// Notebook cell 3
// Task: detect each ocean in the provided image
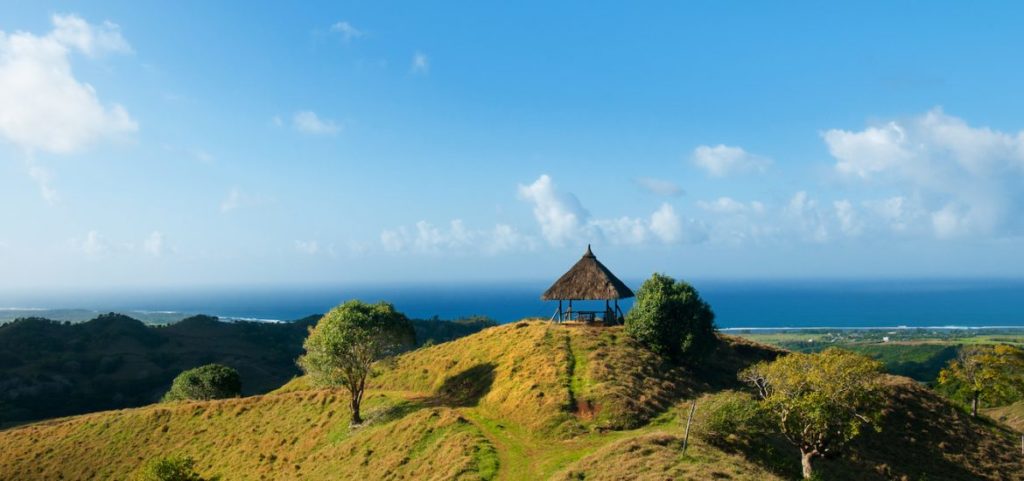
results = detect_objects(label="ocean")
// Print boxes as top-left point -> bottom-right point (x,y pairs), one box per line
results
2,279 -> 1024,329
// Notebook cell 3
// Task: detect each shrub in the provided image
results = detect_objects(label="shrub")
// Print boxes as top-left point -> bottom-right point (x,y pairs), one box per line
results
624,273 -> 716,362
135,455 -> 218,481
692,391 -> 762,445
162,364 -> 241,402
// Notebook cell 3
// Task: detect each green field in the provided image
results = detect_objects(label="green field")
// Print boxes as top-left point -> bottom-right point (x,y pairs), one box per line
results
730,328 -> 1024,383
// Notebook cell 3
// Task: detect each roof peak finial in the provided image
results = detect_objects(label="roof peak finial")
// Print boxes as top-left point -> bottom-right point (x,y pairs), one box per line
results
584,244 -> 595,258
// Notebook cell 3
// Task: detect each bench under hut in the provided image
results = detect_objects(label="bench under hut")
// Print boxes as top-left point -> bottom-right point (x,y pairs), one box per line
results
542,245 -> 634,324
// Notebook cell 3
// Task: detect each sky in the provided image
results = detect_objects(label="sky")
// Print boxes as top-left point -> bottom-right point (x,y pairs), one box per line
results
2,1 -> 1024,289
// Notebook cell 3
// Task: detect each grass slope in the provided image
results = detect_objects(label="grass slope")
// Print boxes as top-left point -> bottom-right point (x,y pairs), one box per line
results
2,321 -> 1021,480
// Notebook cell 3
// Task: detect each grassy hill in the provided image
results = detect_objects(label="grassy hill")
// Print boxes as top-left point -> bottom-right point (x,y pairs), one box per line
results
1,321 -> 1022,480
0,313 -> 495,424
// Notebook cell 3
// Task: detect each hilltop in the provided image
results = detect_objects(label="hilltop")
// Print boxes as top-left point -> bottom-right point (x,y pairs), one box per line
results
1,321 -> 1021,480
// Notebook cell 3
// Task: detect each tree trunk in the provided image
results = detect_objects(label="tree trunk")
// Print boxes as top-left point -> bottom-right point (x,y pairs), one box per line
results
800,449 -> 816,479
351,393 -> 363,425
971,391 -> 980,417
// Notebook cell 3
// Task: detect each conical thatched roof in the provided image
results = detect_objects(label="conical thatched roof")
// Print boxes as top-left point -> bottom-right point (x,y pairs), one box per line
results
541,245 -> 634,301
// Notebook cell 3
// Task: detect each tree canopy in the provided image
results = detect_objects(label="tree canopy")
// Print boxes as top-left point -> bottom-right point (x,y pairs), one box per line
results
938,344 -> 1024,416
298,300 -> 416,424
741,348 -> 885,479
162,364 -> 241,402
624,273 -> 716,362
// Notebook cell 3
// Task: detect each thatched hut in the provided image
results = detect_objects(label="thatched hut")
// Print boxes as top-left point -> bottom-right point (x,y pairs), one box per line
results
542,245 -> 634,324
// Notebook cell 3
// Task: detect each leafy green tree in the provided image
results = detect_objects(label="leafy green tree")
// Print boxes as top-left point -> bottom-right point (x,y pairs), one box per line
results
740,348 -> 885,480
624,273 -> 716,362
162,364 -> 241,402
938,344 -> 1024,416
298,300 -> 416,424
135,455 -> 218,481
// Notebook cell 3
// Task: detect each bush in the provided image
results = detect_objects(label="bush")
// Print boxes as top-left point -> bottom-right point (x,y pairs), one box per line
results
135,455 -> 218,481
692,391 -> 762,445
624,273 -> 716,362
162,364 -> 241,402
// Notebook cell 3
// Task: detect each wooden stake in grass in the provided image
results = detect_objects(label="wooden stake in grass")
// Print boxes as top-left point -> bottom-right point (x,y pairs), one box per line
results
682,399 -> 697,454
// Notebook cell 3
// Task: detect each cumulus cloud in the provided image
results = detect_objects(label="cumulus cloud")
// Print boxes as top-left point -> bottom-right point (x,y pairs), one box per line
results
292,111 -> 340,135
411,52 -> 429,74
330,21 -> 363,42
633,177 -> 683,197
516,175 -> 588,246
824,108 -> 1024,239
0,14 -> 137,155
380,220 -> 535,255
649,203 -> 682,243
692,144 -> 770,177
517,175 -> 700,246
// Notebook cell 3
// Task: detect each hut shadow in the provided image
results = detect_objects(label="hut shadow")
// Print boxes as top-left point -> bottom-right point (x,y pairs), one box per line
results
432,363 -> 497,407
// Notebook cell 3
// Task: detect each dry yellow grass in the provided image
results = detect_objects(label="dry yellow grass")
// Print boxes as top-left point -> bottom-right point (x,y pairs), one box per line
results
1,321 -> 1020,480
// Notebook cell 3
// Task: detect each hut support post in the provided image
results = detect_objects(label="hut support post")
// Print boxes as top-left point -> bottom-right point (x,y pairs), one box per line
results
614,299 -> 623,323
558,300 -> 563,322
568,300 -> 573,322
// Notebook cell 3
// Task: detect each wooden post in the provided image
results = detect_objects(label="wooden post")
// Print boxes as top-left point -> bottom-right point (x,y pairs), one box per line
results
568,300 -> 573,322
682,399 -> 697,454
558,300 -> 563,322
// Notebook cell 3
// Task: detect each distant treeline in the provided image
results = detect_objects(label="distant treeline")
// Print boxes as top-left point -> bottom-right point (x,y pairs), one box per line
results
0,312 -> 496,425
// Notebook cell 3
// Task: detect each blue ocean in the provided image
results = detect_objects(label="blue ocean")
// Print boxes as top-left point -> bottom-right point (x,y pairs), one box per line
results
2,279 -> 1024,328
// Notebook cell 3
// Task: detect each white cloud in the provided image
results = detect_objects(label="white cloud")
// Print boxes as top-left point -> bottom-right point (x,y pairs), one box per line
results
692,144 -> 770,177
411,52 -> 429,74
292,110 -> 340,136
517,175 -> 587,246
143,231 -> 164,256
634,177 -> 683,197
50,14 -> 132,57
824,108 -> 1024,239
649,203 -> 682,243
330,21 -> 363,42
833,200 -> 863,236
591,217 -> 649,245
0,14 -> 137,155
518,175 -> 699,246
295,240 -> 320,255
26,161 -> 59,204
785,191 -> 829,243
697,197 -> 765,215
380,220 -> 534,255
71,230 -> 107,256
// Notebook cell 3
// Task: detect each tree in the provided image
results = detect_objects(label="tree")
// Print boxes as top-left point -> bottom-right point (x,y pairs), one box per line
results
135,455 -> 219,481
298,300 -> 416,424
162,364 -> 241,402
624,273 -> 716,362
938,344 -> 1024,417
740,348 -> 885,479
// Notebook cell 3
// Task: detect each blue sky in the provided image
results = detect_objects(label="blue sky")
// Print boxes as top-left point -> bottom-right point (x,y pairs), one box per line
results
2,1 -> 1024,288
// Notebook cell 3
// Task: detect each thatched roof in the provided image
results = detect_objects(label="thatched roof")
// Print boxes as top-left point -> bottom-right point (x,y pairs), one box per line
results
541,245 -> 634,301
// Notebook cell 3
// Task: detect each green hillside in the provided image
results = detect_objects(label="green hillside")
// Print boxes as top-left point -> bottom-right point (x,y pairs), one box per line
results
1,321 -> 1021,480
0,313 -> 494,424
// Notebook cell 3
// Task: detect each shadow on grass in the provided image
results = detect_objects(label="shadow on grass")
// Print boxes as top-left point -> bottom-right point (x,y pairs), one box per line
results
433,363 -> 497,407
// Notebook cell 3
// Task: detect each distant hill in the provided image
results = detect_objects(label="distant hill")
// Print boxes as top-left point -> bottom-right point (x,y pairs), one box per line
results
0,313 -> 495,424
1,321 -> 1019,480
